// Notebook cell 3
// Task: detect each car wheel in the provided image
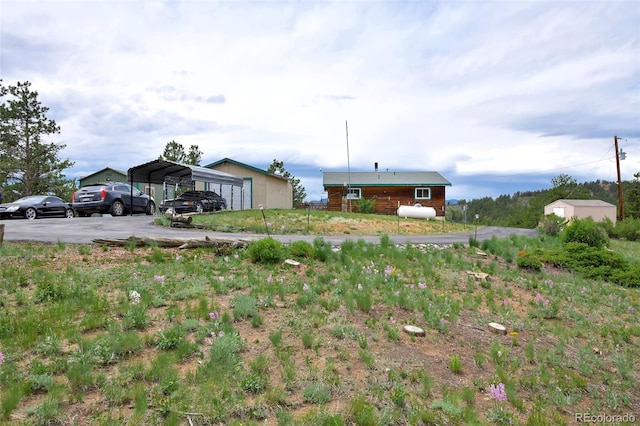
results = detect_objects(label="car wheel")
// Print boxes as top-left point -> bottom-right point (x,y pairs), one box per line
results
64,208 -> 75,219
196,202 -> 204,213
111,200 -> 125,216
146,201 -> 156,215
25,207 -> 37,220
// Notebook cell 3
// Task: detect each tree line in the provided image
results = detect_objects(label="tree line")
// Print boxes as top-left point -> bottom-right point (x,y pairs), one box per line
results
447,173 -> 640,228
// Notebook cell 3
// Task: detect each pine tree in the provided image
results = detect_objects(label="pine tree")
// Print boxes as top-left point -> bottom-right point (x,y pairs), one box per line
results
0,81 -> 75,200
159,140 -> 202,165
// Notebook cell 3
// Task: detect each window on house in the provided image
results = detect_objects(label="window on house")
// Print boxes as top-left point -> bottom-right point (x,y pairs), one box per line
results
346,187 -> 362,199
415,187 -> 431,200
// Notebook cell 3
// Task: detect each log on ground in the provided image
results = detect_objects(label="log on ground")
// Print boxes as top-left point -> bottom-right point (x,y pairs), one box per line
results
92,236 -> 252,250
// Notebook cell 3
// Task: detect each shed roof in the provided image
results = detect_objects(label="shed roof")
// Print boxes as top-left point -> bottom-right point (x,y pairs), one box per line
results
128,159 -> 244,187
547,199 -> 616,208
323,171 -> 451,187
80,167 -> 127,181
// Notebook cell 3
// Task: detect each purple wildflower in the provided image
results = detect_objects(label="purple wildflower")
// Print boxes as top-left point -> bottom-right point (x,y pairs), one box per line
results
489,382 -> 507,402
154,275 -> 165,282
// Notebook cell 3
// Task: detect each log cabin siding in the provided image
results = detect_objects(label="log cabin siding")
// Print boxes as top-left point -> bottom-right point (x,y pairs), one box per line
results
323,171 -> 451,216
325,185 -> 447,216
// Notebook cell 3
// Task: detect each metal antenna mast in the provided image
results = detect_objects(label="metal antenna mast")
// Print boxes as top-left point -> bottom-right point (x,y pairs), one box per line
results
346,120 -> 351,212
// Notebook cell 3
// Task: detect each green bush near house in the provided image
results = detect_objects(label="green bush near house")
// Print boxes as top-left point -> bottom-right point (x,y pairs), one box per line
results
353,198 -> 376,214
247,237 -> 285,264
561,218 -> 609,248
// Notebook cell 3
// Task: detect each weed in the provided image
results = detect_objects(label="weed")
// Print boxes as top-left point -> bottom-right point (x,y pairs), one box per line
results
449,355 -> 463,374
303,382 -> 332,404
232,293 -> 259,320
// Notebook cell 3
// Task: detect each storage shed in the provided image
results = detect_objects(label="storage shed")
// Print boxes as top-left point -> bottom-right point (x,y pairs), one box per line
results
205,158 -> 293,210
544,199 -> 617,223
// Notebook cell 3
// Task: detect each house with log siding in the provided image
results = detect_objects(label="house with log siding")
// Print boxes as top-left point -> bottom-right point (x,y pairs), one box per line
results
322,169 -> 451,216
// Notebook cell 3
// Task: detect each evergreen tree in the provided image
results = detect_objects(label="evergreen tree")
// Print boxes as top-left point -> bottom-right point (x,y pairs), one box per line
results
624,172 -> 640,219
0,80 -> 75,200
267,159 -> 307,208
159,140 -> 202,165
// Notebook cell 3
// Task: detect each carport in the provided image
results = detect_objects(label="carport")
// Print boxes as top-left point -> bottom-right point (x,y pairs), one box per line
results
127,159 -> 244,212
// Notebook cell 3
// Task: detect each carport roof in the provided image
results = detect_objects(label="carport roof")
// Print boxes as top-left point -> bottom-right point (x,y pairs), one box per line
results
128,159 -> 243,187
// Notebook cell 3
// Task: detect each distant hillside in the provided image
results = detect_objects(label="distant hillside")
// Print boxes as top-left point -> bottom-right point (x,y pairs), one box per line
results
446,178 -> 640,228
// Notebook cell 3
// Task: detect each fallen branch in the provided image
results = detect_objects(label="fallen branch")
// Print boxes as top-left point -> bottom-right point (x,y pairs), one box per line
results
92,236 -> 252,250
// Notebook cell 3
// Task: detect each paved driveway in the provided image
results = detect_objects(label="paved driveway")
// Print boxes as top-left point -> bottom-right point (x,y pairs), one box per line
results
0,215 -> 538,245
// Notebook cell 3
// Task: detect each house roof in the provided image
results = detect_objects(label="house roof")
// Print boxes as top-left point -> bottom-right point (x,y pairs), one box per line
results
547,199 -> 616,208
128,159 -> 244,187
205,158 -> 289,181
323,171 -> 451,187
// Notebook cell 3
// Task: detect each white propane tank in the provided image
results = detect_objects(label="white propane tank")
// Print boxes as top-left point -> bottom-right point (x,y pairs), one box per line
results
397,205 -> 437,219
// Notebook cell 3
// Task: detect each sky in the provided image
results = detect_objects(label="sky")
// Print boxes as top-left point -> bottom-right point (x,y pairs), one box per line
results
1,0 -> 639,202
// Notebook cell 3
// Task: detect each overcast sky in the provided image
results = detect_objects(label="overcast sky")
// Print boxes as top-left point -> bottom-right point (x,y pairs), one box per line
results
1,0 -> 639,201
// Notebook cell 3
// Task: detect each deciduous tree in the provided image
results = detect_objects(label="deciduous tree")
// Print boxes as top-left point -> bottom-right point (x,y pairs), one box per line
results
0,80 -> 75,200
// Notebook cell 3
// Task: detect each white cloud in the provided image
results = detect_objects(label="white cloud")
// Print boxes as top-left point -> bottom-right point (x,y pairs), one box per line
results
1,0 -> 638,200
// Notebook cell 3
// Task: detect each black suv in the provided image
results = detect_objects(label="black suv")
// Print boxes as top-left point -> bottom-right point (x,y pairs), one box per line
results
72,182 -> 156,217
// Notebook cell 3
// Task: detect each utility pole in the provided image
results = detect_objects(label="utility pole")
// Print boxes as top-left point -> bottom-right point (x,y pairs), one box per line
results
614,135 -> 624,221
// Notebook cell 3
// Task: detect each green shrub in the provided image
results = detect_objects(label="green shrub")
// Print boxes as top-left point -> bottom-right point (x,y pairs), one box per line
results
599,217 -> 617,238
561,218 -> 609,248
313,237 -> 333,262
614,218 -> 640,241
289,240 -> 315,258
353,198 -> 376,214
232,294 -> 259,320
516,251 -> 542,271
609,264 -> 640,287
541,214 -> 566,236
302,382 -> 332,404
247,238 -> 284,264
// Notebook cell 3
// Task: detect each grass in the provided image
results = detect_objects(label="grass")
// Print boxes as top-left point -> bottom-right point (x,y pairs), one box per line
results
0,216 -> 639,425
157,208 -> 469,235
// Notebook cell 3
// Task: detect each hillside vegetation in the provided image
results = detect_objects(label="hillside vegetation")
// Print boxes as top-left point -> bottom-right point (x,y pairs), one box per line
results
447,175 -> 640,229
0,216 -> 638,425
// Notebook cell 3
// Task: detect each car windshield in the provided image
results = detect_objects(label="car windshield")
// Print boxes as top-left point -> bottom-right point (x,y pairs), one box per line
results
15,196 -> 46,203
